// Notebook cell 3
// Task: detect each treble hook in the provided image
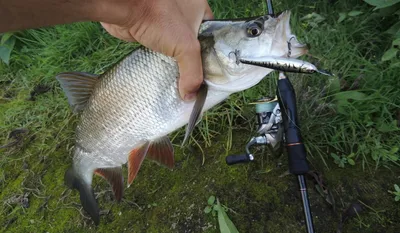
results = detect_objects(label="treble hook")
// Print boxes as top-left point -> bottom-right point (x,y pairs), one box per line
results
287,36 -> 296,58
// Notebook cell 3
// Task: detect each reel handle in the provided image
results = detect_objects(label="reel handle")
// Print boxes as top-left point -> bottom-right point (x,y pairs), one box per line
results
226,154 -> 253,165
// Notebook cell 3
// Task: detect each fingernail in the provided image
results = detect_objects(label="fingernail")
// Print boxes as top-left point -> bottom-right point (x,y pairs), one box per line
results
184,92 -> 196,101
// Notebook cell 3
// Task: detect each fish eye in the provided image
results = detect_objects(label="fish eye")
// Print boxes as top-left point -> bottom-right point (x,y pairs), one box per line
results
246,22 -> 263,37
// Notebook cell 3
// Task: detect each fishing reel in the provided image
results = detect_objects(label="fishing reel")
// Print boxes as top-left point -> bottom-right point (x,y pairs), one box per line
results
225,96 -> 283,165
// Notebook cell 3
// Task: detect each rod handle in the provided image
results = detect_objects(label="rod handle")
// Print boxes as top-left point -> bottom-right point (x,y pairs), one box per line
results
287,143 -> 309,175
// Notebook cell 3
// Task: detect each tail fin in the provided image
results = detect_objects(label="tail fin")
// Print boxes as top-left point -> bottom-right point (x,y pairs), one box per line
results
64,167 -> 100,225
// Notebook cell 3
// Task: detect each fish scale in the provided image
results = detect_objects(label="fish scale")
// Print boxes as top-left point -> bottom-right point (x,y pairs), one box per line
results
76,48 -> 182,169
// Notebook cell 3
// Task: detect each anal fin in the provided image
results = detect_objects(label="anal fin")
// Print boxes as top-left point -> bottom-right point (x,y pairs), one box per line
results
146,137 -> 174,169
128,142 -> 150,185
94,167 -> 124,202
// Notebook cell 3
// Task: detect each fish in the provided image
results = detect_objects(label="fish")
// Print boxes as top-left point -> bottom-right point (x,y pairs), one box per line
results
56,11 -> 308,224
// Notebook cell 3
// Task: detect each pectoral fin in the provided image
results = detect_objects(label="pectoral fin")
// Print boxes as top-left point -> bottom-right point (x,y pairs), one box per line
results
94,167 -> 124,201
182,83 -> 208,146
56,72 -> 99,114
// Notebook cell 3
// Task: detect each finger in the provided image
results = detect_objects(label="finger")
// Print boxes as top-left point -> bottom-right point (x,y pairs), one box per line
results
175,34 -> 203,101
203,4 -> 214,20
101,23 -> 137,42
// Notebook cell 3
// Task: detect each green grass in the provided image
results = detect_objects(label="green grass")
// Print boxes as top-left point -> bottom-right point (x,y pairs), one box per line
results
1,0 -> 400,232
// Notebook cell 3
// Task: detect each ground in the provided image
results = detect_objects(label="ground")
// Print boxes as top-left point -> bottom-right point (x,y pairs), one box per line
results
1,0 -> 400,232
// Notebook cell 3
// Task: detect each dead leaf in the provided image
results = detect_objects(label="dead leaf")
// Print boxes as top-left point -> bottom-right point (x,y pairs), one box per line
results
337,202 -> 364,233
29,84 -> 51,101
307,170 -> 335,210
0,128 -> 29,149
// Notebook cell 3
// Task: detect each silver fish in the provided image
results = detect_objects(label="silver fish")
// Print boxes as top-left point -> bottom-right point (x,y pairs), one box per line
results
56,11 -> 308,224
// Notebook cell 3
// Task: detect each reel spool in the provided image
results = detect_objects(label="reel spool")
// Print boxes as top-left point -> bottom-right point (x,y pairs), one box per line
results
225,96 -> 283,165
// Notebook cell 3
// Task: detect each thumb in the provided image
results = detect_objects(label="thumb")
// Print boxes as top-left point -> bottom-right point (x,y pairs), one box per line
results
175,34 -> 203,101
100,22 -> 137,42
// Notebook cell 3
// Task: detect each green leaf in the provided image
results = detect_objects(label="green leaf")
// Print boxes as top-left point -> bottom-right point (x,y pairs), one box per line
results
208,196 -> 216,205
378,4 -> 400,16
348,11 -> 363,16
393,38 -> 400,46
389,154 -> 398,161
301,12 -> 325,24
331,153 -> 340,161
364,0 -> 400,10
334,91 -> 368,102
338,13 -> 347,23
390,147 -> 399,154
216,199 -> 239,233
348,153 -> 355,158
204,206 -> 212,214
395,184 -> 400,192
327,75 -> 340,95
395,195 -> 400,201
377,120 -> 399,132
348,159 -> 355,166
386,21 -> 400,35
382,48 -> 398,61
390,62 -> 400,69
371,152 -> 378,160
0,32 -> 14,45
366,121 -> 374,127
0,36 -> 16,65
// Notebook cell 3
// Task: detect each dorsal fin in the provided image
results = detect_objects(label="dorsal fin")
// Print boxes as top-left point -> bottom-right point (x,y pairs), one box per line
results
94,167 -> 124,202
128,142 -> 150,186
146,137 -> 174,169
56,72 -> 99,114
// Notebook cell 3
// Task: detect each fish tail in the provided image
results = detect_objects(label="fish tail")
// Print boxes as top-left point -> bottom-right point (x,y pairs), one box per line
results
64,167 -> 100,225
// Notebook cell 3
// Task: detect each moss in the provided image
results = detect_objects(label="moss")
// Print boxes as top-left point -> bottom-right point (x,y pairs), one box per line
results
4,118 -> 400,233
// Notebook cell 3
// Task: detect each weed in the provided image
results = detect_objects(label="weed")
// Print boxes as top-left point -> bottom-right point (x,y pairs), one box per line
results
388,184 -> 400,201
204,196 -> 239,233
331,152 -> 356,168
0,33 -> 16,65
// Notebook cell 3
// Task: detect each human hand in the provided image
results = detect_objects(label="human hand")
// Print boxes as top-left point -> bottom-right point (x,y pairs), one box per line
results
99,0 -> 214,101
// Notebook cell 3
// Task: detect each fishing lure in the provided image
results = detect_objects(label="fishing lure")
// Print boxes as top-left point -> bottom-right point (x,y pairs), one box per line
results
239,56 -> 333,76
